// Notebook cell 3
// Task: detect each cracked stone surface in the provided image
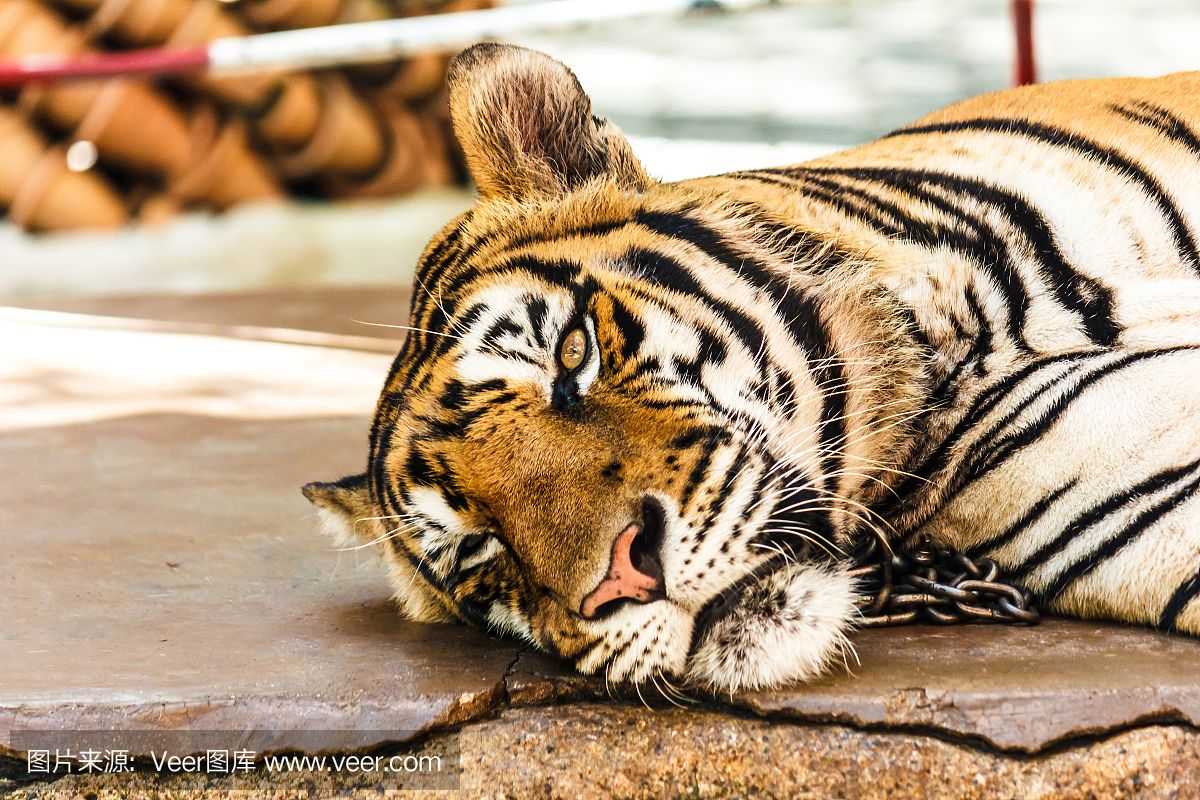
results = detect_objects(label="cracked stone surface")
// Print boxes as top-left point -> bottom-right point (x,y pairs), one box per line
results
5,706 -> 1200,799
505,621 -> 1200,752
3,288 -> 1199,794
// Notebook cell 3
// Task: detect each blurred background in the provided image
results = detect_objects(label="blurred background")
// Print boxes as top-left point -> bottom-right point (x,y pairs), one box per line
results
1,0 -> 1198,300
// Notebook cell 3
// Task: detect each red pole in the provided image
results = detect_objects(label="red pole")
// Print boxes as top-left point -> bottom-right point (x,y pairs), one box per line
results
1012,0 -> 1037,86
0,46 -> 209,87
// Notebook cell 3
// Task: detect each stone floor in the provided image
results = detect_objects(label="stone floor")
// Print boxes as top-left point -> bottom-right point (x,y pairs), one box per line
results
2,288 -> 1199,798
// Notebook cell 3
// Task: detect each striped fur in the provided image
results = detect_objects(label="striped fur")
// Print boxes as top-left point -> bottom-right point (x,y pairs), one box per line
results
305,44 -> 1200,691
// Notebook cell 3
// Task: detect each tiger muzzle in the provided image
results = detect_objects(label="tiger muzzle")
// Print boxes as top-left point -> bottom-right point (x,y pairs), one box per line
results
579,496 -> 667,619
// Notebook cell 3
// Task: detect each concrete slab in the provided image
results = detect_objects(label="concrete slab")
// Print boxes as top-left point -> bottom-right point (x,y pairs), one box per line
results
2,288 -> 1198,777
507,621 -> 1200,752
0,296 -> 518,754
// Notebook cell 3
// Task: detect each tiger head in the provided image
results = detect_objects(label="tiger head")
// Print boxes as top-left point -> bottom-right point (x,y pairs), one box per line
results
304,44 -> 924,691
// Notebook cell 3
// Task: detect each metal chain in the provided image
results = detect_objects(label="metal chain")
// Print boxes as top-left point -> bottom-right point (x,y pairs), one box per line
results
849,532 -> 1040,627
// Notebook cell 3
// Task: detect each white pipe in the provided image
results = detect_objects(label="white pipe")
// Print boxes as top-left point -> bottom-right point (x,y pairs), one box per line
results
209,0 -> 771,73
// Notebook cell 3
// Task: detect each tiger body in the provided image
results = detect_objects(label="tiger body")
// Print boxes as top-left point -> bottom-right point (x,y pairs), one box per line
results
305,47 -> 1200,692
726,72 -> 1200,636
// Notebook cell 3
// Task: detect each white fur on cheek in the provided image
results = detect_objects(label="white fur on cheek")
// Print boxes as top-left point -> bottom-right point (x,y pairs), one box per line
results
315,506 -> 364,552
314,505 -> 452,623
686,563 -> 858,693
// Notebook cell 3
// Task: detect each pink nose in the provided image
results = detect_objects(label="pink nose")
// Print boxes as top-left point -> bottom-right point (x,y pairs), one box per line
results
579,521 -> 665,619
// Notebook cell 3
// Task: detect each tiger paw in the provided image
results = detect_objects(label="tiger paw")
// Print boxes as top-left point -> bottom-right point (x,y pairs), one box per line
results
685,562 -> 859,693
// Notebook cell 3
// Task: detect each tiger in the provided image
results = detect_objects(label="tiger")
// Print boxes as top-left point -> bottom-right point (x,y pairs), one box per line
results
303,42 -> 1200,692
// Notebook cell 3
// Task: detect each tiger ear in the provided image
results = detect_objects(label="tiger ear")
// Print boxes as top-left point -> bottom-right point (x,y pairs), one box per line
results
447,43 -> 651,200
302,473 -> 375,548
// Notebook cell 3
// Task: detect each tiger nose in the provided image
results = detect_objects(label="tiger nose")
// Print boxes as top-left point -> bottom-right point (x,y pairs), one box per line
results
579,520 -> 666,619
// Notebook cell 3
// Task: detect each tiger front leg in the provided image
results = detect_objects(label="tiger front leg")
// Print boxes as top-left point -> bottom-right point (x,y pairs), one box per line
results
684,560 -> 859,693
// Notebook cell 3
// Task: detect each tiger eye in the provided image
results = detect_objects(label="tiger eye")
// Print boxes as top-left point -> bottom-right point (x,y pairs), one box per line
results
559,327 -> 587,371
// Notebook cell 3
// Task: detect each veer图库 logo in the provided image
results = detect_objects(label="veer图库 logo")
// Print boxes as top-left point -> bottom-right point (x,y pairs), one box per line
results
7,728 -> 459,790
